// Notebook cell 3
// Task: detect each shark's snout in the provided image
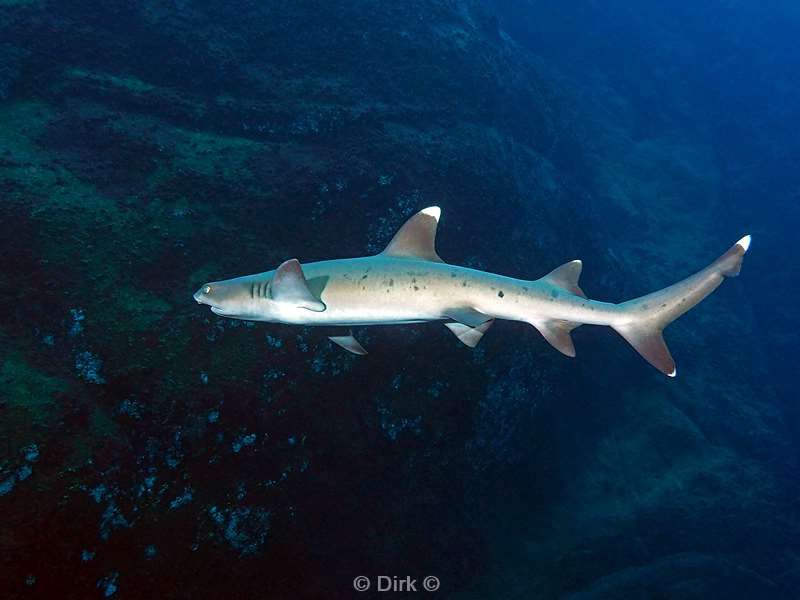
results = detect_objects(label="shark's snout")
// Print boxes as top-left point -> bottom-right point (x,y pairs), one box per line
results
193,284 -> 213,305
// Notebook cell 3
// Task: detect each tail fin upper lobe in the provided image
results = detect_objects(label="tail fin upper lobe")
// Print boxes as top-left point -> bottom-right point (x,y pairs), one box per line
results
613,235 -> 751,376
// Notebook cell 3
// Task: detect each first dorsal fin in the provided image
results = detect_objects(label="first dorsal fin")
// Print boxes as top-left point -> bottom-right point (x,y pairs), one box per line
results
380,206 -> 444,262
541,260 -> 586,298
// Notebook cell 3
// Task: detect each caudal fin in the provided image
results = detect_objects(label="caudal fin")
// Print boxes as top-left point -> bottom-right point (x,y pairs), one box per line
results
613,235 -> 751,376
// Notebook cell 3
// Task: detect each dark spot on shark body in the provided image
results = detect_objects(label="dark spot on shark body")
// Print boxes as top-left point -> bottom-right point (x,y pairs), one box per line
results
498,290 -> 504,298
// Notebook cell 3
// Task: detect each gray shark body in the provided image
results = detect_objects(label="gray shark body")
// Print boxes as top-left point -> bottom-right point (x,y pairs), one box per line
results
194,207 -> 751,376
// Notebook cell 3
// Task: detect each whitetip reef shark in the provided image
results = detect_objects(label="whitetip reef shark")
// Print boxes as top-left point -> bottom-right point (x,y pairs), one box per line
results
194,207 -> 751,376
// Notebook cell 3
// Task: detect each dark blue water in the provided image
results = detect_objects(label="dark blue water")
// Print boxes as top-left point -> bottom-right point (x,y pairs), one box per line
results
1,1 -> 797,598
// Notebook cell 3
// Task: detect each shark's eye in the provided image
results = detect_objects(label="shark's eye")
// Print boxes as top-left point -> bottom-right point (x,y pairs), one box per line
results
203,285 -> 212,294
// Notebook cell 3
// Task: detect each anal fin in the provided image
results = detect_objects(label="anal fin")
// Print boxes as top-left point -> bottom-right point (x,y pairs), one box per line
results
329,335 -> 368,355
532,319 -> 581,357
445,319 -> 494,348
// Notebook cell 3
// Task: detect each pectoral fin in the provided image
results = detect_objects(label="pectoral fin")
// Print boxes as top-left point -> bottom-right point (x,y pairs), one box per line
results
445,319 -> 494,348
271,259 -> 326,312
329,335 -> 368,355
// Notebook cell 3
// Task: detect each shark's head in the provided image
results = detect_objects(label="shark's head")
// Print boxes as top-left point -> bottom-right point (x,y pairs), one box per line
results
193,275 -> 263,319
193,259 -> 327,323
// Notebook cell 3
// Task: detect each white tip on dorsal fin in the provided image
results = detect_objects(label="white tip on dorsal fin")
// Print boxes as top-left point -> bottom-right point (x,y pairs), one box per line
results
380,206 -> 444,262
271,259 -> 326,312
541,260 -> 586,298
421,206 -> 441,220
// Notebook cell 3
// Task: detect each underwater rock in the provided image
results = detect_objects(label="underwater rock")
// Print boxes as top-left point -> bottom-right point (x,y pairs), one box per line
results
208,505 -> 271,556
68,308 -> 85,337
564,553 -> 777,600
96,571 -> 119,598
99,501 -> 130,540
75,350 -> 105,384
80,549 -> 96,562
231,433 -> 257,453
0,42 -> 23,100
0,475 -> 15,496
21,443 -> 39,462
169,487 -> 195,510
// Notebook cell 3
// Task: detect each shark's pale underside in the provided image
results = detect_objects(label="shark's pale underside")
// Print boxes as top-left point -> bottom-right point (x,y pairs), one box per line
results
194,207 -> 751,376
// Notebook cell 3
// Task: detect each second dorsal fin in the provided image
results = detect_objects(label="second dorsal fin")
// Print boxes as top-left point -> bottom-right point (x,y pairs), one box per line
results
380,206 -> 444,262
541,260 -> 586,298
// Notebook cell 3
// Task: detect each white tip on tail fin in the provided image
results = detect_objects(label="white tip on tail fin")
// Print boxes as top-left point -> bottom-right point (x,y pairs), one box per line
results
613,235 -> 750,377
736,234 -> 751,252
421,206 -> 441,221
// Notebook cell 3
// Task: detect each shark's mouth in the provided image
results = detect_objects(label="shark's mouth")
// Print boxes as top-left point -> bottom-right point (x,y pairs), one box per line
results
209,306 -> 257,321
